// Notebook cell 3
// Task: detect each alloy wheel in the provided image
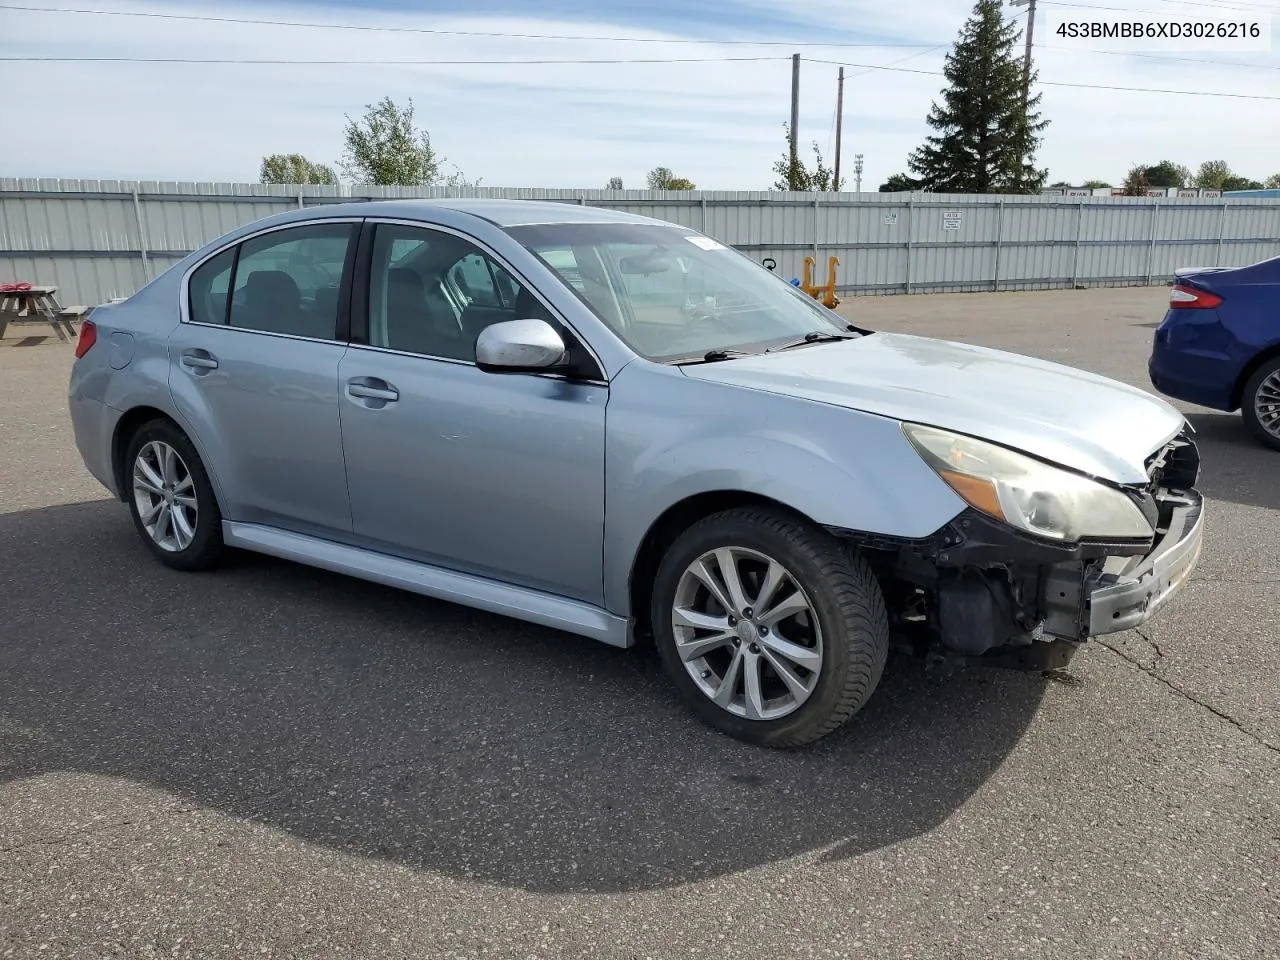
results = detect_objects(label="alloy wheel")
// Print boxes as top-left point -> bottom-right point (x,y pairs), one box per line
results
1254,370 -> 1280,440
132,440 -> 199,552
671,546 -> 823,721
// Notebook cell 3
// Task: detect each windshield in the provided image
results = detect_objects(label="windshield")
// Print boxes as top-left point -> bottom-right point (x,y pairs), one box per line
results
504,222 -> 852,362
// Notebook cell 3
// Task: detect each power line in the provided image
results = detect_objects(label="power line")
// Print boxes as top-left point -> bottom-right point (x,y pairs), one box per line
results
805,57 -> 1280,100
1038,43 -> 1280,68
0,4 -> 943,47
11,50 -> 1279,84
1039,0 -> 1277,13
3,55 -> 791,65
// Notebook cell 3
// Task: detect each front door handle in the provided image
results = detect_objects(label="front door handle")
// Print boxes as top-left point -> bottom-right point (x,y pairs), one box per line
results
181,349 -> 219,372
346,377 -> 399,404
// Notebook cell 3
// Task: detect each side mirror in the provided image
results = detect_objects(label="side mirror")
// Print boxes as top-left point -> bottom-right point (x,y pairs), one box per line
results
475,318 -> 568,373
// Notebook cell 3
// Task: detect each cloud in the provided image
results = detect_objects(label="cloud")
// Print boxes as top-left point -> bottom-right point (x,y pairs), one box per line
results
0,0 -> 1275,189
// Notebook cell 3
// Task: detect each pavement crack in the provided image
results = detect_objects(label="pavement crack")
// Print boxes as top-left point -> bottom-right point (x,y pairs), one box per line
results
1134,627 -> 1163,664
1096,637 -> 1280,757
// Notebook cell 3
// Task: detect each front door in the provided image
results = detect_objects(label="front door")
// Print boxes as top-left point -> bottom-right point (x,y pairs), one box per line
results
337,221 -> 608,604
168,220 -> 359,539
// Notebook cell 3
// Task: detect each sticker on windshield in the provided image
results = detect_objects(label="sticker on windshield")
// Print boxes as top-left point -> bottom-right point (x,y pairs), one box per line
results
685,236 -> 726,251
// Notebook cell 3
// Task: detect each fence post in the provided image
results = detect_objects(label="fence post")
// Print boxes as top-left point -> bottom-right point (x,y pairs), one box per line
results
812,193 -> 820,263
298,189 -> 304,209
1071,201 -> 1084,288
700,196 -> 707,235
1145,201 -> 1159,285
992,199 -> 1004,292
905,197 -> 914,294
1216,202 -> 1227,266
131,187 -> 150,282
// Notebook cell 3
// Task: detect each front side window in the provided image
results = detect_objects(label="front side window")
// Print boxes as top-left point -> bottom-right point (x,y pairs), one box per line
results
505,222 -> 850,362
225,222 -> 355,339
366,223 -> 543,362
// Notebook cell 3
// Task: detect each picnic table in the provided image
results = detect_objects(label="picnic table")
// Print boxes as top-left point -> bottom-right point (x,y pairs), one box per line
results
0,283 -> 89,343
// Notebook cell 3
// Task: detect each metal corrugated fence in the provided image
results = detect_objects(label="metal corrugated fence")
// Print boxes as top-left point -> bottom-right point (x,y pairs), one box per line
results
2,179 -> 1278,307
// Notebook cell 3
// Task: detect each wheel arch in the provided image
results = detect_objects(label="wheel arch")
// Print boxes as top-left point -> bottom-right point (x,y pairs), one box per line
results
627,491 -> 817,645
1231,343 -> 1280,410
111,405 -> 226,513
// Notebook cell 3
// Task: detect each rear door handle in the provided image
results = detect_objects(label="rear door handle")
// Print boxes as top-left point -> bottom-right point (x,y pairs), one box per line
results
181,349 -> 219,371
346,378 -> 399,403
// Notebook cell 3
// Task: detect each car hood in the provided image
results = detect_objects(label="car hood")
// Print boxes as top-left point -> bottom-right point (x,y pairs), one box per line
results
680,332 -> 1185,484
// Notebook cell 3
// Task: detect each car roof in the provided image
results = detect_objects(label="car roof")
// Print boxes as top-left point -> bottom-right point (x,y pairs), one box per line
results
298,197 -> 672,228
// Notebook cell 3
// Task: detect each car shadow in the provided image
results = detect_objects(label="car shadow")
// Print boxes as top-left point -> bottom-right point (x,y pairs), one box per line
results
1,500 -> 1050,894
1184,411 -> 1280,513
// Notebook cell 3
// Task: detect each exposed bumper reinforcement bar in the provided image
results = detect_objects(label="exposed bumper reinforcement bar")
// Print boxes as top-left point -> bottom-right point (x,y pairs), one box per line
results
1087,491 -> 1204,636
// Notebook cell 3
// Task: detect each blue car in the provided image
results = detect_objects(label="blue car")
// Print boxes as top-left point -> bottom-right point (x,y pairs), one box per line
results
1149,254 -> 1280,451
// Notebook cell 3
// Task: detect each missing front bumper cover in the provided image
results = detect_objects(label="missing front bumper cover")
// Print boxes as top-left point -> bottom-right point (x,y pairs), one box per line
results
1084,491 -> 1204,636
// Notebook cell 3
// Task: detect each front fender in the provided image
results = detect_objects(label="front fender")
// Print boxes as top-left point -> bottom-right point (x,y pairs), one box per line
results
602,364 -> 966,616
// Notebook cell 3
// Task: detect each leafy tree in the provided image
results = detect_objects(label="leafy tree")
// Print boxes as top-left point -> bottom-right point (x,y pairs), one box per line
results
1122,164 -> 1150,196
1082,180 -> 1111,189
1222,175 -> 1264,191
770,125 -> 842,191
340,96 -> 450,186
1193,160 -> 1231,190
605,176 -> 624,190
1266,173 -> 1280,189
646,166 -> 696,190
1142,160 -> 1190,188
906,0 -> 1048,193
879,173 -> 921,192
259,153 -> 338,185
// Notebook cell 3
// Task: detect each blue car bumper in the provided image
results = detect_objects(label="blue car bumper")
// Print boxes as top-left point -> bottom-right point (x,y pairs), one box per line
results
1148,311 -> 1245,411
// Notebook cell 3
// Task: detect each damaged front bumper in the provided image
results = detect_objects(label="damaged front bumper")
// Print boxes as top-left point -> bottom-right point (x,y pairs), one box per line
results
1040,489 -> 1205,641
1085,491 -> 1203,635
834,432 -> 1206,666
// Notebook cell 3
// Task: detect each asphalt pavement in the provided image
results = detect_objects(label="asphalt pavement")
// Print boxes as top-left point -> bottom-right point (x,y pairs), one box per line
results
1,287 -> 1277,960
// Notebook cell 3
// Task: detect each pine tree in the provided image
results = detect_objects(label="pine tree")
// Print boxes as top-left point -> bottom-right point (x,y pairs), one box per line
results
907,0 -> 1049,193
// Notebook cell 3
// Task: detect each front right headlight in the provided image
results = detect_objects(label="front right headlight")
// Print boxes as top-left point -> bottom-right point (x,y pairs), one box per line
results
903,423 -> 1154,543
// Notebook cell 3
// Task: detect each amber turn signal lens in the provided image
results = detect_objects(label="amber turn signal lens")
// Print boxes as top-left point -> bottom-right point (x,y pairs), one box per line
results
939,469 -> 1006,521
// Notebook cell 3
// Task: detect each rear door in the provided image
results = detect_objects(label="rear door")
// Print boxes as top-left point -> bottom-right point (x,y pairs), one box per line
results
169,219 -> 360,540
336,219 -> 608,603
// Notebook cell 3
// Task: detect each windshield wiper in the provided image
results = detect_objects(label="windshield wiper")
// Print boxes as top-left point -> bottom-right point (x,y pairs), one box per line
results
670,348 -> 753,365
767,330 -> 859,352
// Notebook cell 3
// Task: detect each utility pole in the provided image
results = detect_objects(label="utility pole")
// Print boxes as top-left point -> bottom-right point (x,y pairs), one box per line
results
854,154 -> 864,194
789,53 -> 801,174
1009,0 -> 1037,104
833,67 -> 844,191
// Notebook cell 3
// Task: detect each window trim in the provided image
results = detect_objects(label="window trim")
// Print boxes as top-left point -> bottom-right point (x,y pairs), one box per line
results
349,217 -> 608,384
179,216 -> 365,345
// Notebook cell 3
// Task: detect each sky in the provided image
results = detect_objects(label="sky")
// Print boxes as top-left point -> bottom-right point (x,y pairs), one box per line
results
1,0 -> 1277,190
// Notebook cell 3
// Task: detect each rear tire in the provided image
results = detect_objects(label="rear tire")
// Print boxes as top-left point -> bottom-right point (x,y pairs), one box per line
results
1241,356 -> 1280,452
124,418 -> 224,571
650,507 -> 890,748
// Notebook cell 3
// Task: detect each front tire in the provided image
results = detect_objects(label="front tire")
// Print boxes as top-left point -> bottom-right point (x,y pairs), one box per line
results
651,507 -> 890,748
124,418 -> 224,571
1242,356 -> 1280,451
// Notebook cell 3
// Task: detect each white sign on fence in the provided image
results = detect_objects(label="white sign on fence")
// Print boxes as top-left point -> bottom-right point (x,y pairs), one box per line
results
883,212 -> 899,226
942,209 -> 963,230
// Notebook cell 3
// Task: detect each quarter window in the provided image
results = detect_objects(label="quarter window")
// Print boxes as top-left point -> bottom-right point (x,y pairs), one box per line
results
224,223 -> 355,339
188,247 -> 236,325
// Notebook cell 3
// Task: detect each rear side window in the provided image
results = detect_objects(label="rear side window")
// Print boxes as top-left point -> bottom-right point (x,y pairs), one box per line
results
227,223 -> 355,340
188,247 -> 236,325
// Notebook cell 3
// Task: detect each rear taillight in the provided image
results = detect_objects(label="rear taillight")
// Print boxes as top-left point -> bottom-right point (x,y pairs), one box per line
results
1169,284 -> 1223,309
74,319 -> 97,358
